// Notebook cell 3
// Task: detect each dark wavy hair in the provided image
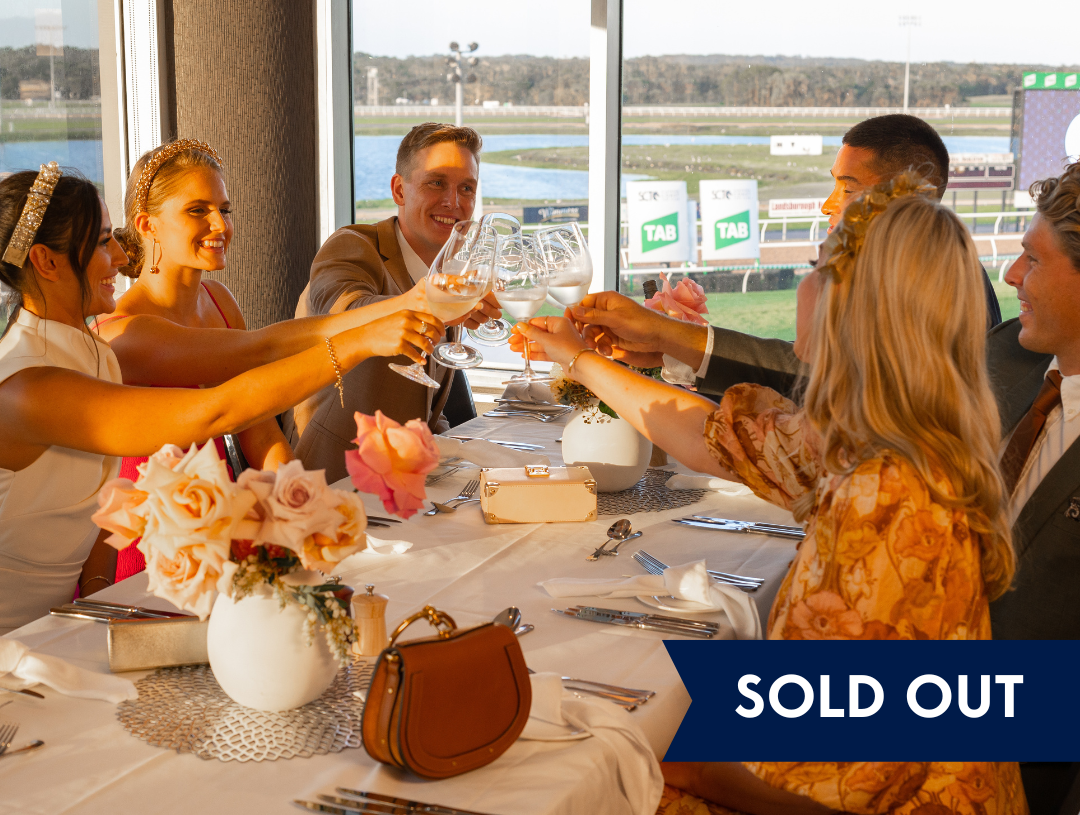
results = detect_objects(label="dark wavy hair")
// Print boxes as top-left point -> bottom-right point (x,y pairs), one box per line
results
0,169 -> 103,335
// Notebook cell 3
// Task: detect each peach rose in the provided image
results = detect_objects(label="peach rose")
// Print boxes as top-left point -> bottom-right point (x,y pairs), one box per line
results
142,541 -> 236,619
345,411 -> 440,518
297,490 -> 368,572
92,478 -> 148,549
643,272 -> 709,325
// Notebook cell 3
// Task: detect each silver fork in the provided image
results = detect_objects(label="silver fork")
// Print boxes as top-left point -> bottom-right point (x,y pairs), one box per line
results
423,479 -> 480,516
0,721 -> 19,756
635,550 -> 762,591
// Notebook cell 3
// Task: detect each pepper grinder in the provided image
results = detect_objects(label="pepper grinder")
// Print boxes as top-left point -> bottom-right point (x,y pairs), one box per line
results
351,584 -> 389,657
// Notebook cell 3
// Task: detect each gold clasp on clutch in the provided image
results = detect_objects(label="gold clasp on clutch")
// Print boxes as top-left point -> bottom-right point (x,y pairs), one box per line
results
525,465 -> 550,478
388,605 -> 458,645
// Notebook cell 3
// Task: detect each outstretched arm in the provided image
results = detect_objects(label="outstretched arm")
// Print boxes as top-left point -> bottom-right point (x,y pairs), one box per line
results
512,317 -> 733,478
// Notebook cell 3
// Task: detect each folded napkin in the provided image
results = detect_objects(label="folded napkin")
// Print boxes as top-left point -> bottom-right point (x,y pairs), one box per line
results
665,473 -> 752,496
540,560 -> 762,640
0,638 -> 137,703
521,672 -> 662,814
433,435 -> 549,468
499,381 -> 556,405
362,536 -> 413,555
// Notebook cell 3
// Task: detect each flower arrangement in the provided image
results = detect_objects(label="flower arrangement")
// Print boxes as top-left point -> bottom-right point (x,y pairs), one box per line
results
550,362 -> 664,423
643,273 -> 709,326
92,443 -> 366,663
345,410 -> 440,519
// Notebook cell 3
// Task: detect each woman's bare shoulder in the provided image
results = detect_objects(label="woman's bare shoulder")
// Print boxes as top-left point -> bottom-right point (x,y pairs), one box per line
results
202,280 -> 247,329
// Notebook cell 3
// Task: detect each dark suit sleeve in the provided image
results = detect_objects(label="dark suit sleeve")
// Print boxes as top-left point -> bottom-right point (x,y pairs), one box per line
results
981,265 -> 1002,330
695,326 -> 802,400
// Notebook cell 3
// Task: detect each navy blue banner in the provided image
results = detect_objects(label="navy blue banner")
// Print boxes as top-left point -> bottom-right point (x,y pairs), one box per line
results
663,641 -> 1080,761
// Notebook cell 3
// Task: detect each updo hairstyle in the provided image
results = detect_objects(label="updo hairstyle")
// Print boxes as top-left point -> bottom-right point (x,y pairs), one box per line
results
0,169 -> 103,330
112,142 -> 224,278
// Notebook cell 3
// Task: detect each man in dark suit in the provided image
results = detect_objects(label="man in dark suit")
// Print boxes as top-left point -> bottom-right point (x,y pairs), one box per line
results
572,115 -> 1002,397
283,123 -> 500,481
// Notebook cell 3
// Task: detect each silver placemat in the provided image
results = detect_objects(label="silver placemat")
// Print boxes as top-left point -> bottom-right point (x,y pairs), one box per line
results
116,660 -> 375,762
597,468 -> 709,515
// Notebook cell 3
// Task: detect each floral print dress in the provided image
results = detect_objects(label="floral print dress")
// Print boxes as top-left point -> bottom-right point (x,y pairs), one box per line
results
657,384 -> 1027,815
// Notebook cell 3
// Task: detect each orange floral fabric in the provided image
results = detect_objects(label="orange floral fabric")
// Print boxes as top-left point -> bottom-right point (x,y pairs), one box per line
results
669,383 -> 1028,815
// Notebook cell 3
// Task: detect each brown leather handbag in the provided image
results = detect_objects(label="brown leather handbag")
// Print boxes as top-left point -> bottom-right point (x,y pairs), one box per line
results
361,605 -> 532,779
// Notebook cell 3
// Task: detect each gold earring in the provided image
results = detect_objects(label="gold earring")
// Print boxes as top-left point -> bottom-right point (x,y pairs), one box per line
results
150,239 -> 161,274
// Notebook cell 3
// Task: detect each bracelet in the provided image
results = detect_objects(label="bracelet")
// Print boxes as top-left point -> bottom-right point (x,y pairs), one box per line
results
81,575 -> 112,592
567,348 -> 595,377
325,337 -> 345,408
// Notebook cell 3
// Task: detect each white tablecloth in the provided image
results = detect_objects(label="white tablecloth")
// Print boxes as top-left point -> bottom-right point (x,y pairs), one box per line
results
0,413 -> 801,815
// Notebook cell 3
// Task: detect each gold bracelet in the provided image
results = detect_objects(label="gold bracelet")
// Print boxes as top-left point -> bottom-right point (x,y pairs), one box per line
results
325,337 -> 345,408
567,348 -> 595,378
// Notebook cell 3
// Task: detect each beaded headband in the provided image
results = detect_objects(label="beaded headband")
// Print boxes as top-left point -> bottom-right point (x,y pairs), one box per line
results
134,139 -> 224,213
2,162 -> 63,268
817,170 -> 938,284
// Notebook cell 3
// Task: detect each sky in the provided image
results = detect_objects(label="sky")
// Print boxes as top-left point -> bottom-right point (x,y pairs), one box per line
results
352,0 -> 1078,66
0,0 -> 98,49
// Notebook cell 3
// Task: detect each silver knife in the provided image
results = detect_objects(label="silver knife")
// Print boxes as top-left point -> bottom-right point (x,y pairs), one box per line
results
72,598 -> 185,618
337,788 -> 497,815
575,606 -> 720,632
554,608 -> 715,638
673,519 -> 805,539
573,607 -> 718,635
690,516 -> 805,535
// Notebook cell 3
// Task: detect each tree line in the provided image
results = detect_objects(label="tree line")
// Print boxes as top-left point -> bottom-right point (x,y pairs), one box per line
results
0,46 -> 100,101
354,52 -> 1079,108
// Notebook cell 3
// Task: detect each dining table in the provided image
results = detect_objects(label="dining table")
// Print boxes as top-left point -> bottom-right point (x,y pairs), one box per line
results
0,411 -> 803,815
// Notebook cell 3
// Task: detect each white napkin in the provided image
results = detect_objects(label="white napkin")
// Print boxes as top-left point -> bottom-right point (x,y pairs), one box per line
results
433,435 -> 549,468
540,560 -> 762,640
0,638 -> 137,703
362,536 -> 413,555
666,473 -> 752,495
520,672 -> 663,814
499,381 -> 556,405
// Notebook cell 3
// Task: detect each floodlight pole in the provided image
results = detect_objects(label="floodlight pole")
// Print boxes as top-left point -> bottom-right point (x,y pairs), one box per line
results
447,42 -> 478,128
899,16 -> 920,113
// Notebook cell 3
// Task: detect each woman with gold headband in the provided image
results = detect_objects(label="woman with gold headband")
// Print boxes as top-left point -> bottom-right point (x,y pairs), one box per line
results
512,175 -> 1027,814
0,165 -> 440,634
95,140 -> 428,584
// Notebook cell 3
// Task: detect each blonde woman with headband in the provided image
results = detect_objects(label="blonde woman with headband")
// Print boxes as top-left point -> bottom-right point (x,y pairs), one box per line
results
0,166 -> 440,633
96,140 -> 431,583
513,175 -> 1026,814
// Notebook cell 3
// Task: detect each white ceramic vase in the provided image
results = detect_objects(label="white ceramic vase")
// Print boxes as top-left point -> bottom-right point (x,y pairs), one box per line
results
206,587 -> 339,712
561,408 -> 652,493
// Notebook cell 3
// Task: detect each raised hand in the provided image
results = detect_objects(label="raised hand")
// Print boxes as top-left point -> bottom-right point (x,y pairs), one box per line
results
509,317 -> 588,371
570,291 -> 668,367
339,309 -> 443,365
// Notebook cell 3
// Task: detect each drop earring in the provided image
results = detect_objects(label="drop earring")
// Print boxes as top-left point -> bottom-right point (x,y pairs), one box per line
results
150,239 -> 161,274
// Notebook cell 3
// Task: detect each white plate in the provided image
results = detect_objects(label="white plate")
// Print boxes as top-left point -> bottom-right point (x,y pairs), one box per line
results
636,594 -> 719,615
519,719 -> 590,741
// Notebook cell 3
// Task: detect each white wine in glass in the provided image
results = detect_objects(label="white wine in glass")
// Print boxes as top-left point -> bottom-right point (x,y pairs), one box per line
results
496,234 -> 553,384
536,223 -> 593,309
467,213 -> 518,346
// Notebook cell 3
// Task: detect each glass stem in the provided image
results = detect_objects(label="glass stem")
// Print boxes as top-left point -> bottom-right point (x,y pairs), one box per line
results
522,334 -> 535,377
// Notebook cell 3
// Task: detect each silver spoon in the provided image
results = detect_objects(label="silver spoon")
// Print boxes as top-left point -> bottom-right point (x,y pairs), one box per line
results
493,606 -> 523,630
586,519 -> 632,561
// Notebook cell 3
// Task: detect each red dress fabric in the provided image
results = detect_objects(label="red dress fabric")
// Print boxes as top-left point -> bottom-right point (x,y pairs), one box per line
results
98,284 -> 237,582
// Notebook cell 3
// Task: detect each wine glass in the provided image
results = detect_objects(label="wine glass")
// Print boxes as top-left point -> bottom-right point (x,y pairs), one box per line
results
496,233 -> 553,384
535,222 -> 593,309
466,213 -> 520,346
388,220 -> 490,387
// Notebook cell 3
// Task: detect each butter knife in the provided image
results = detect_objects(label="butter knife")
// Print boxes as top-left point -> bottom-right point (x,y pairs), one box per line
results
336,789 -> 496,815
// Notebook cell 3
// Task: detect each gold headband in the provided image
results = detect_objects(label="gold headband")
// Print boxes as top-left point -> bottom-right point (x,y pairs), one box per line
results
134,139 -> 223,213
818,171 -> 938,283
2,162 -> 63,267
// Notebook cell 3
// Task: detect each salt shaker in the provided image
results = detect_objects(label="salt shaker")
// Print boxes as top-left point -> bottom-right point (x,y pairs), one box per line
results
351,584 -> 389,657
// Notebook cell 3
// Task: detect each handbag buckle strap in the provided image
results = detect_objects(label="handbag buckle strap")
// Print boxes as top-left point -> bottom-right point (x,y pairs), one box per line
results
388,604 -> 458,646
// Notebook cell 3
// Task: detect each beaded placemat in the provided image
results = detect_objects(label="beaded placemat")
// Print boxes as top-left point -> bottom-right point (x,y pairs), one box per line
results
597,468 -> 708,515
116,660 -> 375,762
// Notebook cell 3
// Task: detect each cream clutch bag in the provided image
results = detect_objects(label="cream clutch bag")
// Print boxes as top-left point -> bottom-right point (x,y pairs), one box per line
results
107,617 -> 209,672
479,465 -> 597,524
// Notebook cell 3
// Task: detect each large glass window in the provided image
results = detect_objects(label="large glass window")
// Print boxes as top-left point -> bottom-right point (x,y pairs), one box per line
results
350,0 -> 590,381
619,0 -> 1078,339
0,1 -> 105,188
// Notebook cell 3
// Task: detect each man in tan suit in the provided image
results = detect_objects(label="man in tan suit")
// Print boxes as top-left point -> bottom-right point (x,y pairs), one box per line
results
285,123 -> 499,481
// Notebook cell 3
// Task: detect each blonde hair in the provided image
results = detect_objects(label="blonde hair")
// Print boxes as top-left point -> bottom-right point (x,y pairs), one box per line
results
802,175 -> 1014,599
112,141 -> 224,277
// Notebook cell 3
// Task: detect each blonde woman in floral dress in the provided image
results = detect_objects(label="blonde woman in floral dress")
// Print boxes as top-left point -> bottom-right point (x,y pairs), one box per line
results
512,175 -> 1027,815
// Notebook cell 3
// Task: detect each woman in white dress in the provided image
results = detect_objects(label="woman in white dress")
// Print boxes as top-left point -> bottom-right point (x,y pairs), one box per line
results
0,165 -> 442,634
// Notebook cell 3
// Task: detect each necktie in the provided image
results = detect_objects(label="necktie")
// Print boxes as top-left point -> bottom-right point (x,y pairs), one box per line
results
1000,370 -> 1064,495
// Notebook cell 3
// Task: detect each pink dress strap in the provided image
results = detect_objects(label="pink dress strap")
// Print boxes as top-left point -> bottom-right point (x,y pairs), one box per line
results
201,282 -> 232,329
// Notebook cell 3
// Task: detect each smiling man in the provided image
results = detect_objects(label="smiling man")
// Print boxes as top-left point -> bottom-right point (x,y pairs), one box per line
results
286,123 -> 499,482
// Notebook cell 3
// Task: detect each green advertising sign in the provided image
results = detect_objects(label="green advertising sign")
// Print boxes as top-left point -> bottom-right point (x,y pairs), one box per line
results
1023,72 -> 1079,90
641,212 -> 679,253
714,210 -> 751,250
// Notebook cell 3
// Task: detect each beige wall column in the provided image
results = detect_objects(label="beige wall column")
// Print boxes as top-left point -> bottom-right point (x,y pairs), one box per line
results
170,0 -> 318,328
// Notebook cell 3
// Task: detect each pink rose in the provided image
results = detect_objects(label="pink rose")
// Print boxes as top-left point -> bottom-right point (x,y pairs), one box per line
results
644,272 -> 709,325
92,479 -> 148,549
345,411 -> 440,518
237,462 -> 347,555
